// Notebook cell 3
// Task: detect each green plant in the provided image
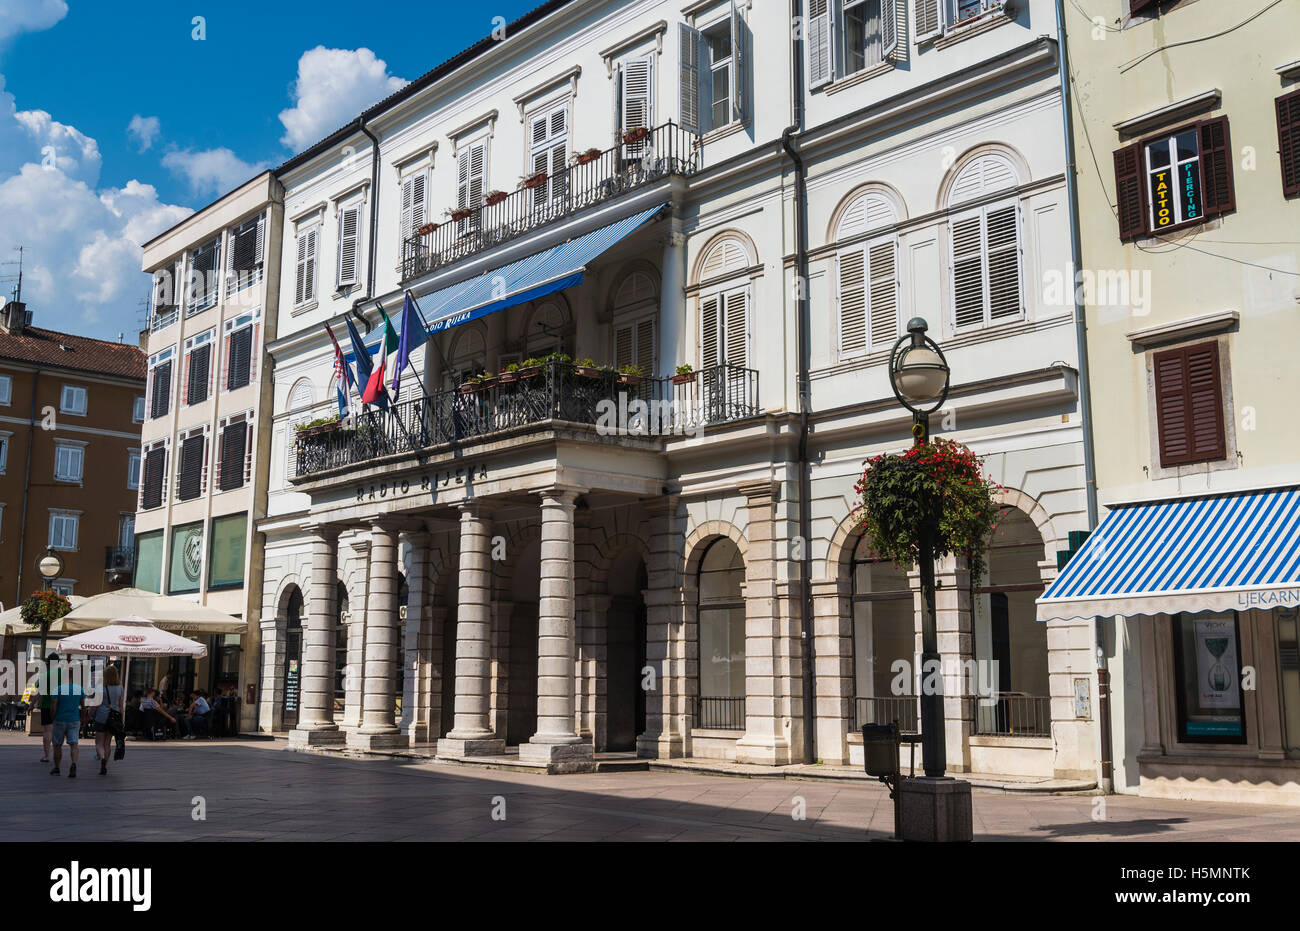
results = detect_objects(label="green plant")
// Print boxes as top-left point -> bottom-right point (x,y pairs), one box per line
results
577,358 -> 597,368
618,363 -> 645,377
853,437 -> 1003,587
521,357 -> 543,369
675,363 -> 694,375
22,589 -> 71,631
542,351 -> 572,365
503,362 -> 521,373
294,414 -> 341,433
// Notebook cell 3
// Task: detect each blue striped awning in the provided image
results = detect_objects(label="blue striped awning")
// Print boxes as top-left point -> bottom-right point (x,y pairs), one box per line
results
353,203 -> 666,356
1037,487 -> 1300,621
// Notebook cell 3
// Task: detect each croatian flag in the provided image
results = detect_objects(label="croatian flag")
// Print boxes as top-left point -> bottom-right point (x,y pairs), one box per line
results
362,306 -> 400,406
324,323 -> 355,418
391,291 -> 428,400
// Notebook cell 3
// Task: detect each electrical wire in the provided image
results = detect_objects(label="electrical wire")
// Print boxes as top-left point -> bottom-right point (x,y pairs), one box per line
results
1118,0 -> 1288,73
1065,0 -> 1123,33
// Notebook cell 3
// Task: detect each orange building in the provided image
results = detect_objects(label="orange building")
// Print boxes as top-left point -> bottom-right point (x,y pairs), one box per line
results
0,299 -> 146,654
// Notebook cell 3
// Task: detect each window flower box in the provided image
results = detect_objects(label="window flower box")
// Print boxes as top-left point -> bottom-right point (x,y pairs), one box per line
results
574,148 -> 602,166
446,207 -> 473,222
484,190 -> 508,207
520,172 -> 548,190
415,222 -> 438,236
622,126 -> 649,145
672,364 -> 696,385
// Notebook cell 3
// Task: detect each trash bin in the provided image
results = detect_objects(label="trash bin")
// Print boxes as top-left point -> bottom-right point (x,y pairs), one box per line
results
861,723 -> 900,779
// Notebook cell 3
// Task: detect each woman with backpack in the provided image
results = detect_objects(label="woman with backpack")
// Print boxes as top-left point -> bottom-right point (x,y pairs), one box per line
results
93,664 -> 126,775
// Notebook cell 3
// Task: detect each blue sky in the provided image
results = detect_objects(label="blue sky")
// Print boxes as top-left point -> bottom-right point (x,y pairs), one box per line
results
0,0 -> 539,340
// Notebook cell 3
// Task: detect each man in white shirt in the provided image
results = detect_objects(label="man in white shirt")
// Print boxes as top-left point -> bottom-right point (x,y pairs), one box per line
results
183,691 -> 210,739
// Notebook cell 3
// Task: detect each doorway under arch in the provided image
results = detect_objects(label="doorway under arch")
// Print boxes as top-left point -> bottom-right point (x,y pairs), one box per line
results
506,539 -> 540,745
604,548 -> 647,752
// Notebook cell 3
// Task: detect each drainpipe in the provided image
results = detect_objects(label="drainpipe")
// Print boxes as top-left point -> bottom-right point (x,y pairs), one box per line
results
1054,0 -> 1111,793
15,366 -> 40,609
353,117 -> 382,331
783,0 -> 817,767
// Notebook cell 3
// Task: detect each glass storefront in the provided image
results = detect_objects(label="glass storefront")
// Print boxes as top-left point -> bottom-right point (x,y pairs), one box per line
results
134,530 -> 164,594
1172,611 -> 1246,743
168,521 -> 204,595
207,512 -> 247,590
697,538 -> 746,701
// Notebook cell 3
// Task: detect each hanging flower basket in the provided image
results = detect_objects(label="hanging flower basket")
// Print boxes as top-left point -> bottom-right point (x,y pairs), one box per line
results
853,437 -> 1003,586
21,589 -> 71,632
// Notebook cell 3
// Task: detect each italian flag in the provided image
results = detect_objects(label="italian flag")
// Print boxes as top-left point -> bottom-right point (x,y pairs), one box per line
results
362,307 -> 400,405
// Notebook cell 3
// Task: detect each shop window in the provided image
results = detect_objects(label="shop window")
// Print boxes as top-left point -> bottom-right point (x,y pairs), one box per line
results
1114,117 -> 1234,240
1172,611 -> 1246,744
207,512 -> 247,590
850,535 -> 915,729
168,521 -> 204,595
696,537 -> 746,728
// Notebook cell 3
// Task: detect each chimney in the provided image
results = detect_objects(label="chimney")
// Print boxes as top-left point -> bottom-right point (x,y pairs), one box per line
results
137,328 -> 150,350
0,300 -> 28,335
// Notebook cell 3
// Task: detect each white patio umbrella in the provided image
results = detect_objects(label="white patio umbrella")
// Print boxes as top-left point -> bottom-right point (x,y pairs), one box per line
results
0,595 -> 89,636
57,616 -> 207,704
49,588 -> 245,635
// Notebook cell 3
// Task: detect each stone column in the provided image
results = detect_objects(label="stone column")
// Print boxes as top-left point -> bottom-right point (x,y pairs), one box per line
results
342,536 -> 369,730
437,502 -> 506,759
519,487 -> 594,772
640,495 -> 687,758
657,220 -> 688,378
427,604 -> 448,739
490,598 -> 513,741
735,480 -> 796,766
932,554 -> 973,773
348,521 -> 409,750
582,593 -> 612,751
1043,558 -> 1098,780
289,524 -> 344,747
400,531 -> 431,743
258,615 -> 283,734
812,577 -> 853,765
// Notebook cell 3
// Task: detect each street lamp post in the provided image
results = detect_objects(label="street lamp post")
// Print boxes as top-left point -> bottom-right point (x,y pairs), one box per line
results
35,546 -> 65,659
887,317 -> 951,779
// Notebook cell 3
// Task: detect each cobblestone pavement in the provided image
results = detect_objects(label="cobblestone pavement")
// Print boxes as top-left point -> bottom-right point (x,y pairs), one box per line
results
2,734 -> 1296,841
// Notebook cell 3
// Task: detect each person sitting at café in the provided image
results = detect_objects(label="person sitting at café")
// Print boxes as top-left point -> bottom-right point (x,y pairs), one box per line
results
139,688 -> 176,740
183,690 -> 210,739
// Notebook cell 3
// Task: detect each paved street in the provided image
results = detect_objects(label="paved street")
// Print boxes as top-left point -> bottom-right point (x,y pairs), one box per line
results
2,733 -> 1297,842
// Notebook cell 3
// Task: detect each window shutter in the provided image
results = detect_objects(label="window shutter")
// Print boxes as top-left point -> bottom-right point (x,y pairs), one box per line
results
143,448 -> 165,509
227,327 -> 253,391
621,56 -> 653,153
985,204 -> 1021,320
950,214 -> 985,328
1278,91 -> 1300,197
730,0 -> 744,121
1154,343 -> 1226,468
1198,117 -> 1235,216
700,294 -> 721,368
679,22 -> 702,134
220,422 -> 247,491
1113,142 -> 1147,240
807,0 -> 833,88
338,205 -> 360,287
837,249 -> 867,358
868,239 -> 898,346
915,0 -> 943,40
400,175 -> 415,242
231,221 -> 258,272
178,434 -> 205,501
882,0 -> 901,60
151,361 -> 172,418
636,316 -> 657,374
724,288 -> 748,367
615,323 -> 635,370
295,228 -> 317,305
187,344 -> 211,405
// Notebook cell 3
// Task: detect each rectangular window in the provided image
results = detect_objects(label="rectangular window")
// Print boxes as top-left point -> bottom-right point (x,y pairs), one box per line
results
184,330 -> 214,405
528,104 -> 568,209
226,213 -> 265,296
1277,89 -> 1300,198
176,431 -> 206,501
614,314 -> 657,376
51,581 -> 73,597
133,395 -> 146,422
456,141 -> 487,234
49,511 -> 79,550
208,512 -> 247,590
168,521 -> 203,594
700,287 -> 749,369
0,434 -> 8,473
188,236 -> 221,313
950,202 -> 1021,329
141,443 -> 167,510
117,514 -> 135,552
59,384 -> 87,416
127,449 -> 141,490
1114,117 -> 1234,240
337,203 -> 362,288
399,171 -> 428,244
294,225 -> 318,306
0,374 -> 11,405
151,265 -> 179,329
218,416 -> 249,491
1152,341 -> 1226,468
223,311 -> 259,391
148,348 -> 174,420
1172,612 -> 1246,743
843,0 -> 883,74
618,55 -> 654,157
837,238 -> 898,357
133,530 -> 164,594
54,443 -> 84,482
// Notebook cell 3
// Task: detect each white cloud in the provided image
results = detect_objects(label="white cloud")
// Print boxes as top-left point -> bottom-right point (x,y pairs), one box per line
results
278,46 -> 406,153
161,146 -> 271,198
127,114 -> 160,152
13,107 -> 101,183
0,0 -> 67,42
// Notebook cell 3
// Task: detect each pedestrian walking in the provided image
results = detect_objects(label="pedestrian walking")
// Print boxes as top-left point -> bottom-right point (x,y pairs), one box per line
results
92,665 -> 126,775
49,673 -> 84,778
37,651 -> 61,763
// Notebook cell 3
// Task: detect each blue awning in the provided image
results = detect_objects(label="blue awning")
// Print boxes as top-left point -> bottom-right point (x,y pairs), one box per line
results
352,203 -> 666,355
1037,487 -> 1300,621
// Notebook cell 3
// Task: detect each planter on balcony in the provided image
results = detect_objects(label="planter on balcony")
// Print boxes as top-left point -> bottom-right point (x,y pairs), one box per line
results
484,190 -> 508,207
672,371 -> 697,386
574,365 -> 603,379
447,207 -> 473,222
520,172 -> 548,190
296,422 -> 341,439
574,148 -> 602,166
622,126 -> 650,145
416,222 -> 438,236
517,365 -> 542,380
617,374 -> 643,387
498,371 -> 519,384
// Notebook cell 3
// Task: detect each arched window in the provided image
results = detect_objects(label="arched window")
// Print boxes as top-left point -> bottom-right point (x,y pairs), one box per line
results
696,237 -> 751,371
334,581 -> 349,711
696,537 -> 746,729
524,299 -> 568,357
972,506 -> 1050,737
850,534 -> 915,730
282,585 -> 304,728
946,152 -> 1023,330
834,190 -> 900,358
288,378 -> 314,411
611,269 -> 658,375
445,326 -> 486,388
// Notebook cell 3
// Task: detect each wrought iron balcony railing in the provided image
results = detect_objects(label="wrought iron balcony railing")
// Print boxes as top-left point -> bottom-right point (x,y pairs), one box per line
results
693,696 -> 746,730
399,121 -> 700,283
293,360 -> 758,479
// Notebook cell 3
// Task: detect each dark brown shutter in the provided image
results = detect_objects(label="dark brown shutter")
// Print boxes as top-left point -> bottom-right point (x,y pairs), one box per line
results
186,344 -> 211,405
142,448 -> 166,509
226,327 -> 252,390
1113,142 -> 1147,240
1153,342 -> 1225,468
1129,0 -> 1161,14
1198,117 -> 1235,216
219,422 -> 247,490
232,224 -> 258,272
178,434 -> 205,500
150,360 -> 172,418
1278,89 -> 1300,197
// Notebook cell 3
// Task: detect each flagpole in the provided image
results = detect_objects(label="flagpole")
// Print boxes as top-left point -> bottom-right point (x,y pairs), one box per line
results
383,296 -> 436,401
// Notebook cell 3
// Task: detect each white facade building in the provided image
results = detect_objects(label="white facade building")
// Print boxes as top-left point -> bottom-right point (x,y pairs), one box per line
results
256,0 -> 1098,780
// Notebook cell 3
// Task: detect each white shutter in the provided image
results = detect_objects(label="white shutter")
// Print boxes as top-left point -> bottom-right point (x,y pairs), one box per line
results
724,288 -> 748,368
837,249 -> 867,358
621,56 -> 653,155
868,238 -> 898,346
882,0 -> 900,60
678,22 -> 702,135
295,227 -> 317,306
730,0 -> 744,122
985,204 -> 1021,321
807,0 -> 833,88
457,142 -> 486,230
950,213 -> 985,329
700,294 -> 721,368
337,204 -> 360,287
915,0 -> 943,40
